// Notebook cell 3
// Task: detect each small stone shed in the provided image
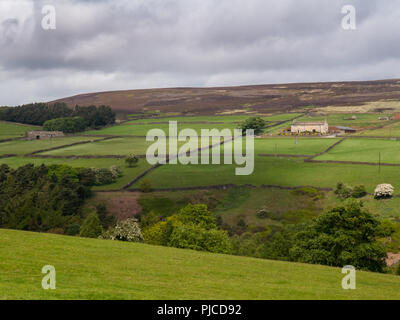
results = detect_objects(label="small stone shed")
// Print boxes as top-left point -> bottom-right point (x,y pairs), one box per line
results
26,131 -> 65,140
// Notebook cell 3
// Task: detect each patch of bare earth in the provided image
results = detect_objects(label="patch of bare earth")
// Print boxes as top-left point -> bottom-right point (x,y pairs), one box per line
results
91,192 -> 142,221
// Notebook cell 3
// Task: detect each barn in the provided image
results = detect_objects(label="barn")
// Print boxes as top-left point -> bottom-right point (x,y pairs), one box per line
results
26,131 -> 65,140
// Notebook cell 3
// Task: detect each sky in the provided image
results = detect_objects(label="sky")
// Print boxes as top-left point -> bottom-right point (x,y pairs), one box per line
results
0,0 -> 399,105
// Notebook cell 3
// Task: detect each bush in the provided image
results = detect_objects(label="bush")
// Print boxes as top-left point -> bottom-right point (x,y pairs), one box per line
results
65,223 -> 80,236
334,182 -> 353,200
168,224 -> 232,254
43,116 -> 86,133
125,154 -> 139,167
80,212 -> 103,238
352,185 -> 367,198
238,117 -> 266,136
109,165 -> 123,179
374,184 -> 394,199
101,219 -> 143,242
139,180 -> 152,193
178,204 -> 217,229
92,167 -> 116,186
256,207 -> 269,219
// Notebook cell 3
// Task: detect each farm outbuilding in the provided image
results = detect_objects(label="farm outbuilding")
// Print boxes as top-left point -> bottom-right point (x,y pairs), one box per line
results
26,131 -> 65,140
329,126 -> 357,135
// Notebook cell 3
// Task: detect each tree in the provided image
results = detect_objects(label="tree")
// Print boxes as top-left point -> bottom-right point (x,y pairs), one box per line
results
168,224 -> 232,254
289,201 -> 386,272
238,117 -> 266,136
139,180 -> 152,193
101,218 -> 143,242
125,154 -> 139,167
79,212 -> 103,238
178,204 -> 217,229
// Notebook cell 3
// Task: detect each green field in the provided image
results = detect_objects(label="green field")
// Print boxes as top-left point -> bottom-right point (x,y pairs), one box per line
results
0,121 -> 40,139
296,113 -> 391,129
40,137 -> 211,157
0,136 -> 102,156
0,156 -> 153,190
1,228 -> 400,299
356,121 -> 400,137
132,155 -> 400,192
224,137 -> 339,155
316,138 -> 400,164
86,123 -> 242,136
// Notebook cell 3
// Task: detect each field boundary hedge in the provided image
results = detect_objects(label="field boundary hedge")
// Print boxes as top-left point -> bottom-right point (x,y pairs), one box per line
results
0,154 -> 16,159
113,183 -> 333,193
258,153 -> 310,158
306,137 -> 347,160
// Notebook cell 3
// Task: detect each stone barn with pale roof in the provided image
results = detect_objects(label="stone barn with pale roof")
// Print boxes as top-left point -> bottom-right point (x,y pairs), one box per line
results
26,131 -> 65,140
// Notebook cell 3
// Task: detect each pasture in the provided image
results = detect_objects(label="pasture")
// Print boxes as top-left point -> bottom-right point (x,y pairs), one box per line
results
356,121 -> 400,137
39,136 -> 213,157
222,137 -> 340,155
2,228 -> 400,299
0,136 -> 103,156
316,138 -> 400,164
131,155 -> 400,192
296,113 -> 391,129
0,121 -> 40,139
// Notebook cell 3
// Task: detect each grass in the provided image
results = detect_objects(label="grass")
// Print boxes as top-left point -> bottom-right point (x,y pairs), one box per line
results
316,138 -> 400,164
40,137 -> 212,157
1,228 -> 400,299
225,137 -> 340,155
0,121 -> 41,139
86,123 -> 241,136
356,121 -> 400,137
0,156 -> 153,190
0,136 -> 102,156
131,155 -> 400,192
296,113 -> 392,129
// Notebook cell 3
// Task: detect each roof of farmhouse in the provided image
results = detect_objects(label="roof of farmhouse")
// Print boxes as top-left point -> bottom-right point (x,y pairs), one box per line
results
292,120 -> 327,125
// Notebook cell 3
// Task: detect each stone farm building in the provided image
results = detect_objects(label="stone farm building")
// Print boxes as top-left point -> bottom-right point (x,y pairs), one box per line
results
26,131 -> 65,140
291,119 -> 328,134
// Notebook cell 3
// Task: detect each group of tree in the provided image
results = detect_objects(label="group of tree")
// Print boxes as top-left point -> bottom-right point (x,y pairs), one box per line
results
231,200 -> 387,273
0,102 -> 115,131
0,164 -> 91,232
43,117 -> 86,133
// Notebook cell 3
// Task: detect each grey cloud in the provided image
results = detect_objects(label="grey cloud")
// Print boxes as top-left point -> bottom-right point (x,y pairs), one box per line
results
0,0 -> 400,105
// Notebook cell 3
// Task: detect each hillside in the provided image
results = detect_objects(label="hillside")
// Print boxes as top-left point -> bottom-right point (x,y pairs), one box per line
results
1,228 -> 400,300
51,79 -> 400,115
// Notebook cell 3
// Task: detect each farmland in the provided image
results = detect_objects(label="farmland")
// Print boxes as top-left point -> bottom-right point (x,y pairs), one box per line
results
2,228 -> 400,300
316,138 -> 400,164
0,121 -> 40,140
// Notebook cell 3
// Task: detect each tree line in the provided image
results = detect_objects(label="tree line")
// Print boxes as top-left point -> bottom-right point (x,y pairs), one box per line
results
0,102 -> 115,131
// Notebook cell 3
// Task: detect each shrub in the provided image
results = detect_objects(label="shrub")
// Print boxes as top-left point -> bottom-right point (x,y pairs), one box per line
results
374,184 -> 394,199
335,182 -> 353,200
79,212 -> 103,238
65,223 -> 80,236
139,179 -> 152,193
92,167 -> 116,185
292,187 -> 323,200
256,207 -> 269,219
43,116 -> 86,133
125,154 -> 139,167
168,224 -> 232,254
101,218 -> 143,242
109,165 -> 123,179
352,185 -> 367,198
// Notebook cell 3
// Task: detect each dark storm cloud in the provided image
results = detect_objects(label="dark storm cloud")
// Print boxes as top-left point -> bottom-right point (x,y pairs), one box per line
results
0,0 -> 400,105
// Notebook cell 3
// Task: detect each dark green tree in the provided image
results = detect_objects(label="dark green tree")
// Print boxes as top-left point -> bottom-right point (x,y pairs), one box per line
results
289,201 -> 386,272
79,212 -> 103,238
238,117 -> 267,136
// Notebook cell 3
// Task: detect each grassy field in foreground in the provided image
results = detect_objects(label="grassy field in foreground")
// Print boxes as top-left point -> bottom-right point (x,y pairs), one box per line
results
1,228 -> 400,299
0,121 -> 41,139
316,138 -> 400,164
